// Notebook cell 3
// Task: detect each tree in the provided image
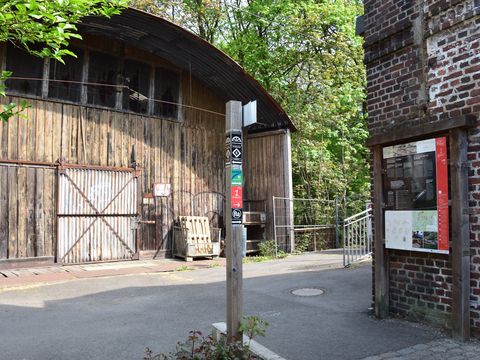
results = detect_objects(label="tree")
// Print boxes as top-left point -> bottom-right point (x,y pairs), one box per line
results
131,0 -> 368,210
132,0 -> 222,43
220,1 -> 367,205
0,0 -> 128,121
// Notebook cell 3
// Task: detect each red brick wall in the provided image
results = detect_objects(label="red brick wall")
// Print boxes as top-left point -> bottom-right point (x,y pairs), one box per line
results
365,0 -> 480,331
389,251 -> 452,326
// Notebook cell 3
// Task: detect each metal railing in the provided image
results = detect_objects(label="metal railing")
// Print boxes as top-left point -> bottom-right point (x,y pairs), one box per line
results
273,196 -> 338,253
343,207 -> 372,267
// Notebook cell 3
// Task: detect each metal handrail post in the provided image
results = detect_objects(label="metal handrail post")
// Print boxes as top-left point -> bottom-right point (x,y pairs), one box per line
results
343,222 -> 347,266
272,196 -> 277,257
335,198 -> 340,248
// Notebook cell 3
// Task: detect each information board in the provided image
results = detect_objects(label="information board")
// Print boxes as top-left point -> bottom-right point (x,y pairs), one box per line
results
383,137 -> 449,254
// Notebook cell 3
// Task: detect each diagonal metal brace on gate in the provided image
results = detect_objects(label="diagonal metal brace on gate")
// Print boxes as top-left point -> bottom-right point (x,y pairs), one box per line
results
60,172 -> 137,262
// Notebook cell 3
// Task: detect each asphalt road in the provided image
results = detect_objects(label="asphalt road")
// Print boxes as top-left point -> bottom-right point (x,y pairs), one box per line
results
0,254 -> 443,360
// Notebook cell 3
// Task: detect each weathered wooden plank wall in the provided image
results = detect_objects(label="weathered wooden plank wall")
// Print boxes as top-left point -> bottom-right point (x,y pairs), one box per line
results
244,130 -> 293,249
0,91 -> 292,261
0,165 -> 56,259
0,74 -> 226,260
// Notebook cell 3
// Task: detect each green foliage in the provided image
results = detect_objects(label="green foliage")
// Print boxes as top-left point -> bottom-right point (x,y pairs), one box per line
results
207,262 -> 222,269
0,0 -> 127,121
243,240 -> 287,263
239,316 -> 268,347
0,0 -> 127,62
144,316 -> 268,359
131,0 -> 222,43
258,239 -> 276,258
132,0 -> 369,207
176,265 -> 195,272
143,330 -> 251,360
293,234 -> 311,254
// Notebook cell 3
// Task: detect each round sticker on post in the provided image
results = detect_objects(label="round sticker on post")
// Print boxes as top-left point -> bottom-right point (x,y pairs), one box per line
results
232,208 -> 243,224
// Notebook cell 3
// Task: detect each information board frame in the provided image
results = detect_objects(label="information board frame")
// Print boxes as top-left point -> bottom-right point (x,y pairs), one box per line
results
382,137 -> 449,254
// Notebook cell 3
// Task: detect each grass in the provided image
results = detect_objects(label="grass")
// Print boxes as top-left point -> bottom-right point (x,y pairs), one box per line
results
243,252 -> 288,264
175,265 -> 195,272
207,262 -> 222,268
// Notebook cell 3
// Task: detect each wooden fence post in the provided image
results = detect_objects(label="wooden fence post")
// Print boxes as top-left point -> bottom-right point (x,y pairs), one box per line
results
450,128 -> 470,340
373,145 -> 389,318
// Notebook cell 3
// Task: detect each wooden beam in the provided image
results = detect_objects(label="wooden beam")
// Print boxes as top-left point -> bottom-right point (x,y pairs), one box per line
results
80,50 -> 89,105
283,129 -> 294,252
246,129 -> 287,139
450,128 -> 470,340
367,115 -> 477,147
41,58 -> 50,99
373,145 -> 389,318
226,100 -> 243,341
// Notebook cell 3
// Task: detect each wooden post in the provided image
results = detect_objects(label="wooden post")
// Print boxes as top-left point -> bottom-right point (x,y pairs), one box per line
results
373,145 -> 389,318
225,100 -> 243,341
284,129 -> 295,253
450,128 -> 470,340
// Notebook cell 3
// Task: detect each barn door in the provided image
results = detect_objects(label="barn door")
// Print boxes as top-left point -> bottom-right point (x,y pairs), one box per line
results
57,167 -> 138,264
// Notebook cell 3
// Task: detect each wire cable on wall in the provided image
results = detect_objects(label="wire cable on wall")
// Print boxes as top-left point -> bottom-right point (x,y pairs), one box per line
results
5,76 -> 226,117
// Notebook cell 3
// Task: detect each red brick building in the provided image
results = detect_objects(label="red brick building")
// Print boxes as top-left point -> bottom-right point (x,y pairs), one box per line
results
363,0 -> 480,338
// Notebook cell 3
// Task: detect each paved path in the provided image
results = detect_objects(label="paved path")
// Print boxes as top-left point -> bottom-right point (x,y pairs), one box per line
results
362,338 -> 480,360
1,253 -> 480,359
0,258 -> 227,290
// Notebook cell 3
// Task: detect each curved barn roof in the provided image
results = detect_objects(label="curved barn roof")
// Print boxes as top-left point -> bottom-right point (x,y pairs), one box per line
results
80,8 -> 294,132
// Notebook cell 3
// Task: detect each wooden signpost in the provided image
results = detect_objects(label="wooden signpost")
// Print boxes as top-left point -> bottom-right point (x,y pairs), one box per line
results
225,100 -> 244,340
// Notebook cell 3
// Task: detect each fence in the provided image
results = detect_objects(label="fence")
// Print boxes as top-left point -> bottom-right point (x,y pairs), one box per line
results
272,197 -> 338,253
272,195 -> 372,266
343,207 -> 372,267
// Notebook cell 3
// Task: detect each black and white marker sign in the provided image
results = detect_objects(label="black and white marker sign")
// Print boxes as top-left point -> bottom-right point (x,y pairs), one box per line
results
231,208 -> 243,224
225,130 -> 242,166
231,132 -> 242,165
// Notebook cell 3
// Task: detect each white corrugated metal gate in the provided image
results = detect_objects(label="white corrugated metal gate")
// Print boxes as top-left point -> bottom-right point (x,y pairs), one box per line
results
57,167 -> 138,264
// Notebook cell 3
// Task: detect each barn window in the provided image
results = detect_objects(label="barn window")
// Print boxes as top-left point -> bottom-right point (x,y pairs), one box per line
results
154,68 -> 180,119
122,59 -> 150,113
48,48 -> 84,102
87,51 -> 118,108
5,43 -> 44,97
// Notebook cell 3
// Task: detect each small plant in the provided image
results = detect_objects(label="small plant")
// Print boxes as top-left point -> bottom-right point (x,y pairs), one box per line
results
243,240 -> 288,263
258,240 -> 276,258
144,316 -> 268,360
293,234 -> 311,254
239,316 -> 268,347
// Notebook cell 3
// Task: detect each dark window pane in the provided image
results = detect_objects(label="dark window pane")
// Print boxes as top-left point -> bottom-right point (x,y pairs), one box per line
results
87,51 -> 117,108
49,48 -> 83,102
122,59 -> 150,113
5,44 -> 44,97
154,68 -> 180,119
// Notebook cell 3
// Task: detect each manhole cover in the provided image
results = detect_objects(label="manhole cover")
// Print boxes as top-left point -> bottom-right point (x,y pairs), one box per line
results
291,288 -> 324,297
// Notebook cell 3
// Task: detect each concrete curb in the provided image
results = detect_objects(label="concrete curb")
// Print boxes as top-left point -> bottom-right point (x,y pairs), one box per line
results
212,322 -> 286,360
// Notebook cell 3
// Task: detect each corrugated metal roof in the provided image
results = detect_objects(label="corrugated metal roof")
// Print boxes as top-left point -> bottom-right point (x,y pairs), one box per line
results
80,8 -> 295,132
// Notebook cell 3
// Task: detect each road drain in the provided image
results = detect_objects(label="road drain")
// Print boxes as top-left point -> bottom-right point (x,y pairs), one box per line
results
291,288 -> 325,297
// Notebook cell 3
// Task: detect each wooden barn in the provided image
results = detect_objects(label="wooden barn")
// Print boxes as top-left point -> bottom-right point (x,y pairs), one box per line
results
0,8 -> 295,267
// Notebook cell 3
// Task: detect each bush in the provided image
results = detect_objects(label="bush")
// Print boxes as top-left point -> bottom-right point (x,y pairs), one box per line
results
258,240 -> 276,257
293,234 -> 310,254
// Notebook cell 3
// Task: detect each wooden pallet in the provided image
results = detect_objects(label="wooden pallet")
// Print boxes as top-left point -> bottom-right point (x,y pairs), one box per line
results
173,216 -> 221,261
